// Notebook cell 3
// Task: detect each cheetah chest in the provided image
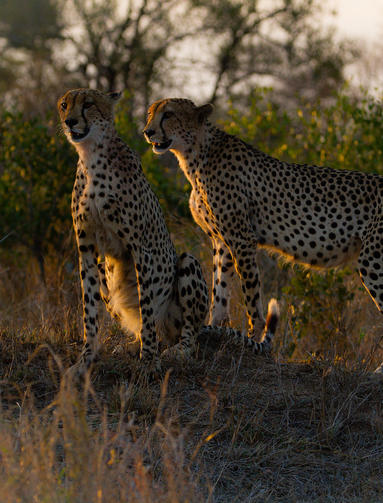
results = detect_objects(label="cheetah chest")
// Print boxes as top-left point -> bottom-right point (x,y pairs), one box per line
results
189,188 -> 221,238
74,176 -> 124,259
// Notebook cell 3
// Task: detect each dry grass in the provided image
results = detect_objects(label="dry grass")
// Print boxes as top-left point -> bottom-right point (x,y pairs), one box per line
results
1,243 -> 383,502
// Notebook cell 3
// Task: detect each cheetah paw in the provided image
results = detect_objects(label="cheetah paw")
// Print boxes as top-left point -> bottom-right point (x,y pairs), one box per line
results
161,343 -> 193,362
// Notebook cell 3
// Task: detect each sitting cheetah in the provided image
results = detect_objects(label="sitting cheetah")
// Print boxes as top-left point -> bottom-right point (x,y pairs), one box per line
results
58,89 -> 212,374
144,98 -> 383,372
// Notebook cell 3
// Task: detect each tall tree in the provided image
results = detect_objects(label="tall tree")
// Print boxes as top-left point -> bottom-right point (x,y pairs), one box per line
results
0,0 -> 69,113
189,0 -> 357,106
59,0 -> 201,114
0,0 -> 358,114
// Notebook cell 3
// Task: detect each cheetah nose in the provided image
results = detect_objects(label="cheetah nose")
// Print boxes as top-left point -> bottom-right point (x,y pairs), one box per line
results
65,118 -> 78,128
144,128 -> 155,139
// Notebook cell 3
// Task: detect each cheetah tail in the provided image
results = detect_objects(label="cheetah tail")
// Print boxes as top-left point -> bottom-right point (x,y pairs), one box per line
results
261,298 -> 279,346
201,298 -> 279,355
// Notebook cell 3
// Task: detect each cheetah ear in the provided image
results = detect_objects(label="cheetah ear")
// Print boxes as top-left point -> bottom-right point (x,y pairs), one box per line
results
197,103 -> 214,124
108,91 -> 122,103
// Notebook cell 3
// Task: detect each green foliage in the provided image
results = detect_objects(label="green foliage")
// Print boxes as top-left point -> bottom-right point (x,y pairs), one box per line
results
283,268 -> 357,357
1,85 -> 383,332
223,87 -> 383,174
222,88 -> 292,154
0,109 -> 75,277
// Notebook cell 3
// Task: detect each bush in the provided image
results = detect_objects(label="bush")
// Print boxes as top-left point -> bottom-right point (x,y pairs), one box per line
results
222,87 -> 383,174
2,87 -> 382,356
282,267 -> 358,358
0,109 -> 75,280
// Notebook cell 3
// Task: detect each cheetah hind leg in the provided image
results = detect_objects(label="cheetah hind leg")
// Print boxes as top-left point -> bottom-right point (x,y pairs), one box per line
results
161,253 -> 209,362
201,299 -> 279,355
356,240 -> 383,375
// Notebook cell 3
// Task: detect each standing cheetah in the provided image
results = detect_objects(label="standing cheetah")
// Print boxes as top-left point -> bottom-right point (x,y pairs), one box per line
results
58,89 -> 210,375
144,98 -> 383,372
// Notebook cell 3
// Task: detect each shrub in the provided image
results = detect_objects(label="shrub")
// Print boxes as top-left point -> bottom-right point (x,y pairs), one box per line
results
222,87 -> 383,174
282,267 -> 358,358
0,109 -> 75,281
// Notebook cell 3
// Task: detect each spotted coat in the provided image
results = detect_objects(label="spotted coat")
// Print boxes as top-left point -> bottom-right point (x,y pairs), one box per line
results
144,98 -> 383,370
57,89 -> 209,374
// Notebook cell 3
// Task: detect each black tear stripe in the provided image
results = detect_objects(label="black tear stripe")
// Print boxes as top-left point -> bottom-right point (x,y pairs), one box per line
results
72,91 -> 79,108
81,103 -> 89,130
159,114 -> 167,137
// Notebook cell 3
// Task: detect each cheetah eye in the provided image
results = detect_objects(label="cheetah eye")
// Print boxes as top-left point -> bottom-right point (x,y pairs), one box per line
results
83,102 -> 93,109
163,111 -> 174,119
61,101 -> 67,111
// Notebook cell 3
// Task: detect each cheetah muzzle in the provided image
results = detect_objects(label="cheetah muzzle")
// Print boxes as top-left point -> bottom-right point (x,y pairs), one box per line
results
152,139 -> 173,154
70,127 -> 90,142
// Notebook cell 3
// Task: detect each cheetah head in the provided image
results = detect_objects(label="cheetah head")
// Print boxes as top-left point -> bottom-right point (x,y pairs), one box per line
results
57,88 -> 121,145
143,98 -> 213,155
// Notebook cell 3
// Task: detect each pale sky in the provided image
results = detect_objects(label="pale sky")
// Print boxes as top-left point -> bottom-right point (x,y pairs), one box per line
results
327,0 -> 383,42
169,0 -> 383,101
322,0 -> 383,90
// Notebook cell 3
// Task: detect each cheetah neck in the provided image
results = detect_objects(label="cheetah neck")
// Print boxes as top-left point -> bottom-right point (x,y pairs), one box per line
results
171,124 -> 217,186
74,124 -> 117,168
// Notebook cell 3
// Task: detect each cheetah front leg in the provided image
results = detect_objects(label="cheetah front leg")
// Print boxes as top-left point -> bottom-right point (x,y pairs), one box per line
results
228,238 -> 268,338
132,247 -> 160,369
210,237 -> 235,326
72,236 -> 102,375
162,253 -> 209,361
189,192 -> 232,326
